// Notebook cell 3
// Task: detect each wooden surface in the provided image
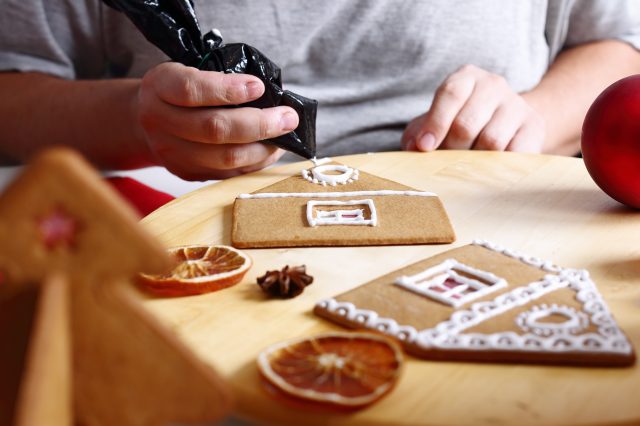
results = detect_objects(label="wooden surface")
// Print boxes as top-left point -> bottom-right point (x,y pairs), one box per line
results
141,151 -> 640,426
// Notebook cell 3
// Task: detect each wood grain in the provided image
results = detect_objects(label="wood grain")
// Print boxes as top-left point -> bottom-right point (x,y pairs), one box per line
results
141,151 -> 640,426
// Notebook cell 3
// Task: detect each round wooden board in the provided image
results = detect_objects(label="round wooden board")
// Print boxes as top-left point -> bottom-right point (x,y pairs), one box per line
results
141,151 -> 640,426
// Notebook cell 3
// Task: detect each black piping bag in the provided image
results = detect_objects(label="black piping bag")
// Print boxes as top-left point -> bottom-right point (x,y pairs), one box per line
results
103,0 -> 317,159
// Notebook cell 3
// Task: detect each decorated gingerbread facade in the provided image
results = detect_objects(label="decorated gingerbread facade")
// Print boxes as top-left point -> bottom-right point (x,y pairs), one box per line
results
0,149 -> 232,425
232,159 -> 455,248
314,241 -> 635,366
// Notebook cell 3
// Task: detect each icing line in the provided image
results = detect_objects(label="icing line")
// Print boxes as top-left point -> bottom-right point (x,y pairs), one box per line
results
238,190 -> 436,199
310,157 -> 332,167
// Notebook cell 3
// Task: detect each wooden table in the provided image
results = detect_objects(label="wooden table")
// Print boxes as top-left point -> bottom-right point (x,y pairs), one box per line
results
141,151 -> 640,426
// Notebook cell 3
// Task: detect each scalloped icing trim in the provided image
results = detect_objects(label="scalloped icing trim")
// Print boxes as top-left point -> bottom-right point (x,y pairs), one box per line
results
302,164 -> 360,186
315,240 -> 633,355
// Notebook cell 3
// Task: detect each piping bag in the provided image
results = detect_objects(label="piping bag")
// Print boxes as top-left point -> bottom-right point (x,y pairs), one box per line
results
102,0 -> 317,159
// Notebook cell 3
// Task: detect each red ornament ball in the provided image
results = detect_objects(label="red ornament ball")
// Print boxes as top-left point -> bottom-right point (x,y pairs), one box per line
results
582,75 -> 640,208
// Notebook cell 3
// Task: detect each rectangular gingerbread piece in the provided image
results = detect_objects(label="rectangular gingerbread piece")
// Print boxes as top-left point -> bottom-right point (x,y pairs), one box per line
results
231,161 -> 455,248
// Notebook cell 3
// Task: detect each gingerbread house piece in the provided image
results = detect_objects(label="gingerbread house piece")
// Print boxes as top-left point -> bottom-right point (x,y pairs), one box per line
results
232,160 -> 455,248
0,149 -> 232,425
10,273 -> 71,426
314,241 -> 635,366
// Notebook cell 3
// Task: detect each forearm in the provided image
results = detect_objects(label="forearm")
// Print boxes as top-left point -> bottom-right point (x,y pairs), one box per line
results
0,72 -> 153,169
522,40 -> 640,156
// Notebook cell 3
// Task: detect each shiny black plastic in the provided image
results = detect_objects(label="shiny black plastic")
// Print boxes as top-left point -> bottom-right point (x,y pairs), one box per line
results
103,0 -> 317,159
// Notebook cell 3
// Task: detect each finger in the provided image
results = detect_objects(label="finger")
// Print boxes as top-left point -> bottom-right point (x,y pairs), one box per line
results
506,120 -> 545,153
168,148 -> 284,181
401,114 -> 426,151
142,97 -> 299,144
235,148 -> 285,175
146,62 -> 265,107
410,67 -> 477,151
473,100 -> 525,151
442,74 -> 510,150
147,131 -> 280,179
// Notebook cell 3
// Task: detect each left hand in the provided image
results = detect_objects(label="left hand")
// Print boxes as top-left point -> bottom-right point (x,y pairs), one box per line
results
401,64 -> 545,153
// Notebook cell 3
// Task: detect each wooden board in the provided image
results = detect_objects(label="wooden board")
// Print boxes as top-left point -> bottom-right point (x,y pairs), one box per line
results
141,151 -> 640,426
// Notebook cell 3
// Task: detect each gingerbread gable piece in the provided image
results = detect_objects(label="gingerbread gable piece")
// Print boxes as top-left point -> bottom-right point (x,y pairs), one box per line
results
232,159 -> 455,248
314,241 -> 635,367
0,149 -> 232,426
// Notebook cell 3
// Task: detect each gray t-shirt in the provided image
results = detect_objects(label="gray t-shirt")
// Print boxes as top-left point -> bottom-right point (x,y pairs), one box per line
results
1,0 -> 639,156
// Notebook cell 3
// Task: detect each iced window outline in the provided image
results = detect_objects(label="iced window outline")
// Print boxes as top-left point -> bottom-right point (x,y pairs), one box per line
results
394,259 -> 507,308
306,199 -> 377,227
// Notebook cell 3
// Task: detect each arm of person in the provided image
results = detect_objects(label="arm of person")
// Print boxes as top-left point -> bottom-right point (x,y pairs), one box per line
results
402,39 -> 640,156
523,39 -> 640,155
0,63 -> 298,180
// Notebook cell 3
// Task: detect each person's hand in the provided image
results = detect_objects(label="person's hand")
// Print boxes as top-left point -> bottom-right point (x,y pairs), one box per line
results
401,64 -> 545,153
135,62 -> 299,180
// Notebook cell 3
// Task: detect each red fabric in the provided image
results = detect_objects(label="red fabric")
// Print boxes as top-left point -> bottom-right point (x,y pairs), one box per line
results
105,176 -> 175,217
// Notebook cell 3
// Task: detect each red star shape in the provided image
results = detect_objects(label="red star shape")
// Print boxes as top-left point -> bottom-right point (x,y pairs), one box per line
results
37,207 -> 82,250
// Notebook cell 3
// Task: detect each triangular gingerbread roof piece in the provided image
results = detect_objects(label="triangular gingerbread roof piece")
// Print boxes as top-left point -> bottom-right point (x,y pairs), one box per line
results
232,160 -> 455,247
0,148 -> 169,283
71,279 -> 233,425
0,148 -> 233,425
314,241 -> 635,366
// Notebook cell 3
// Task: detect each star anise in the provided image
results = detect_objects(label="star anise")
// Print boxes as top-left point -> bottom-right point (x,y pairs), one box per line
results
257,265 -> 313,298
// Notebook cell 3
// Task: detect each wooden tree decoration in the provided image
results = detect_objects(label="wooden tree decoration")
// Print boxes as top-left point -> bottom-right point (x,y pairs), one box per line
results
0,149 -> 232,426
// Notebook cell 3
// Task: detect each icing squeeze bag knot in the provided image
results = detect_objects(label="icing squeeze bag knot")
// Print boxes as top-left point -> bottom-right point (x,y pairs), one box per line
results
102,0 -> 317,159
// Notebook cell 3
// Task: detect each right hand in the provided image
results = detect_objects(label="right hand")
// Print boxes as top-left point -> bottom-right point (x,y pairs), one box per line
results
135,62 -> 299,180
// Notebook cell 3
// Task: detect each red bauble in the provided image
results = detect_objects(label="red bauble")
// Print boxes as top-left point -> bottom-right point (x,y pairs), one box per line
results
582,74 -> 640,208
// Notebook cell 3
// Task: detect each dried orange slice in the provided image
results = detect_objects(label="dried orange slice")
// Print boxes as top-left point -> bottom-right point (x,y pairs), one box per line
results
257,332 -> 403,408
139,245 -> 251,296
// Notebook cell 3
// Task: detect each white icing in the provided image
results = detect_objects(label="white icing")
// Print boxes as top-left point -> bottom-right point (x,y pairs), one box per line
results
394,259 -> 507,308
472,239 -> 562,273
315,242 -> 633,356
307,199 -> 377,227
318,209 -> 364,221
302,164 -> 359,186
516,304 -> 589,337
310,157 -> 331,167
318,298 -> 419,343
424,272 -> 571,337
237,190 -> 436,199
